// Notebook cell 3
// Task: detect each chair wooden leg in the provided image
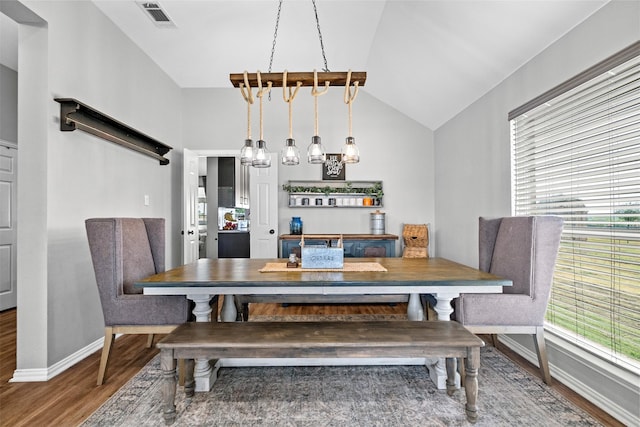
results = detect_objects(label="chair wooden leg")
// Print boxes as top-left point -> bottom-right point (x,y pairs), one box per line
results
533,326 -> 552,385
490,334 -> 499,348
146,334 -> 155,348
210,295 -> 220,322
97,327 -> 115,386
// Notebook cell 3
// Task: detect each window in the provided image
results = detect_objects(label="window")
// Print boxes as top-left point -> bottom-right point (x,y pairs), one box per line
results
510,43 -> 640,370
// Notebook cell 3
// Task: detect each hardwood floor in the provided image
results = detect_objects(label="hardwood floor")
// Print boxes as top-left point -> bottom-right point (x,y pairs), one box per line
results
0,305 -> 623,427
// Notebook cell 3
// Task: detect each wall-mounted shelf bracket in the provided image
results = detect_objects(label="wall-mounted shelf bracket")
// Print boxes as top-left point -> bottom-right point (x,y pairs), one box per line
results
54,98 -> 172,165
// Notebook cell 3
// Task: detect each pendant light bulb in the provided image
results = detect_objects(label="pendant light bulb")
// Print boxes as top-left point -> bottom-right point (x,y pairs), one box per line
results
281,138 -> 300,165
240,139 -> 254,165
307,136 -> 326,164
341,136 -> 360,164
252,139 -> 271,168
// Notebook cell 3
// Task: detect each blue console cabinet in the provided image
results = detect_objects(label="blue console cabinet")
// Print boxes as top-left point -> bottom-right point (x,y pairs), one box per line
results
280,234 -> 398,258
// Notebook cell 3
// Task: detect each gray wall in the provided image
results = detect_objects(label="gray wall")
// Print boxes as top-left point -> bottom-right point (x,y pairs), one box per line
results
433,2 -> 640,423
182,88 -> 434,255
16,0 -> 183,369
434,0 -> 640,267
0,64 -> 18,143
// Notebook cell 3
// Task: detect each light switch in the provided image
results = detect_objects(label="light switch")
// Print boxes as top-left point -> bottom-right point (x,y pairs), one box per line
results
144,195 -> 150,206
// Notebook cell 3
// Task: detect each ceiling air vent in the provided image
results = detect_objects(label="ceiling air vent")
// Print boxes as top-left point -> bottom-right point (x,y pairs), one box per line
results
137,2 -> 176,28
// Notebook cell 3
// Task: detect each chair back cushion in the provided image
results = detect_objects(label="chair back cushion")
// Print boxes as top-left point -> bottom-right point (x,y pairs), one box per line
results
478,217 -> 502,272
489,217 -> 535,296
489,216 -> 563,298
121,219 -> 157,294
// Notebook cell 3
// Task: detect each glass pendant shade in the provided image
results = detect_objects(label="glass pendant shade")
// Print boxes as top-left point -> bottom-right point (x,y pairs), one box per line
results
281,138 -> 300,165
341,136 -> 360,164
252,139 -> 271,168
240,139 -> 254,165
307,135 -> 326,164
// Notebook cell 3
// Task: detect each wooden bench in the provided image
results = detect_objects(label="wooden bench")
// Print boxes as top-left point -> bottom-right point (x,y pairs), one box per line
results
157,320 -> 484,424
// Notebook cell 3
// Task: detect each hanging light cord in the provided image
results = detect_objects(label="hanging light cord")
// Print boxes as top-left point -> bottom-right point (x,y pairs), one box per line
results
311,69 -> 330,136
268,0 -> 331,77
344,69 -> 359,137
312,0 -> 330,72
268,0 -> 283,75
256,71 -> 273,140
239,71 -> 254,139
282,70 -> 302,139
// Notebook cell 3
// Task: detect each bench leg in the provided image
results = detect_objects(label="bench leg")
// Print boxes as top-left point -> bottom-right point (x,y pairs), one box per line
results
160,349 -> 177,425
464,347 -> 480,424
445,357 -> 456,396
184,358 -> 195,397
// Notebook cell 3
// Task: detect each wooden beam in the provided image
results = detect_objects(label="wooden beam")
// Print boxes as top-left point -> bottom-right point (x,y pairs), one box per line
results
229,71 -> 367,88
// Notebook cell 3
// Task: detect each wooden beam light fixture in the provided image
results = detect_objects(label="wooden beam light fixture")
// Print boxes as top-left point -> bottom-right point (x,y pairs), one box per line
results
232,0 -> 367,168
229,71 -> 366,89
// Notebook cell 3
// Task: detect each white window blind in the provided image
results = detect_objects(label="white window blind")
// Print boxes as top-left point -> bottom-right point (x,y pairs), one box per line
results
510,45 -> 640,369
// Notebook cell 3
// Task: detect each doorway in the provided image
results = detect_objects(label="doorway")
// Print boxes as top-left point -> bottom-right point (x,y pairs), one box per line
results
183,150 -> 279,260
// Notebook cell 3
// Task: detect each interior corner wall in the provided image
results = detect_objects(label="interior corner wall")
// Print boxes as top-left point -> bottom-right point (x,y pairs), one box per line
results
17,0 -> 183,372
434,0 -> 640,267
181,88 -> 435,253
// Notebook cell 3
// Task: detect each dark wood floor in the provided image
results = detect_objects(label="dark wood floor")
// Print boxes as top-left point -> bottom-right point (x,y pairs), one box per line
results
0,305 -> 624,427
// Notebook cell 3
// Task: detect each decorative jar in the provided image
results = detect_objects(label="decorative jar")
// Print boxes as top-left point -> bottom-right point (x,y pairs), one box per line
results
290,217 -> 303,235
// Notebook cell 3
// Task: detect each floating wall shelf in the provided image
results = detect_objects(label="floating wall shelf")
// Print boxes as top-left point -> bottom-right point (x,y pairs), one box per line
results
54,98 -> 172,165
283,180 -> 383,208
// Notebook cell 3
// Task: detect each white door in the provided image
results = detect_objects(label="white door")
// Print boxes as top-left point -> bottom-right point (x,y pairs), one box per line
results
183,148 -> 199,264
249,155 -> 278,258
0,142 -> 17,310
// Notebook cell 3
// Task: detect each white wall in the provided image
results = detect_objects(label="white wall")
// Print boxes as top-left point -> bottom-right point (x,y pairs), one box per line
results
182,88 -> 434,255
17,0 -> 183,370
433,2 -> 640,423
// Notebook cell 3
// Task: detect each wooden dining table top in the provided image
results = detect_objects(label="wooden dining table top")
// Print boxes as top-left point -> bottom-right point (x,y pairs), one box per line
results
135,257 -> 511,290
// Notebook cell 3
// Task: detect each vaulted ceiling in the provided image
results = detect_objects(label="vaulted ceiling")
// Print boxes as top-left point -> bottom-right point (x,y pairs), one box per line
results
3,1 -> 609,130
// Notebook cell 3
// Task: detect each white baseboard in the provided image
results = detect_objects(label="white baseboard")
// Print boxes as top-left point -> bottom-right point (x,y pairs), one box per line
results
10,337 -> 103,382
499,334 -> 639,427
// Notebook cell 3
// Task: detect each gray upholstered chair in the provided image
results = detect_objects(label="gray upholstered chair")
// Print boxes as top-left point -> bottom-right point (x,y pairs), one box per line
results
455,215 -> 563,384
85,218 -> 191,385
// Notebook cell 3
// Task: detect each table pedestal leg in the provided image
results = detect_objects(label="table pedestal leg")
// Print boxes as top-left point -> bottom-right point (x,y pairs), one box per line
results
187,294 -> 220,392
221,294 -> 237,322
425,293 -> 461,390
407,293 -> 425,321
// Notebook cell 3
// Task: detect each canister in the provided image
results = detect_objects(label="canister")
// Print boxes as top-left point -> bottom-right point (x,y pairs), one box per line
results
290,217 -> 303,235
370,210 -> 385,235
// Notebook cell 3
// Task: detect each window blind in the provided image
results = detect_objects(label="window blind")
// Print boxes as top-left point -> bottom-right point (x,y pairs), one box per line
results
510,46 -> 640,369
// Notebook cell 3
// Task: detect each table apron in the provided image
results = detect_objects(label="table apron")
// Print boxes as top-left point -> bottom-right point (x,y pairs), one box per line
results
142,285 -> 503,296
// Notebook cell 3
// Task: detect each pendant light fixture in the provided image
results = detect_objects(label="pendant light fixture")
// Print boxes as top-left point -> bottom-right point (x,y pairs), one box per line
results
239,71 -> 255,165
281,71 -> 302,165
232,0 -> 367,167
252,71 -> 272,168
341,69 -> 360,164
308,70 -> 329,164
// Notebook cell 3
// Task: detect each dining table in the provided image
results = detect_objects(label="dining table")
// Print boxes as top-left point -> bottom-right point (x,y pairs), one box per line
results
136,257 -> 511,392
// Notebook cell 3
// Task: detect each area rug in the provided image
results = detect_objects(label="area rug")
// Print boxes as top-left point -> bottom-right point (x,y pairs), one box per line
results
82,321 -> 602,426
